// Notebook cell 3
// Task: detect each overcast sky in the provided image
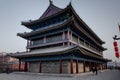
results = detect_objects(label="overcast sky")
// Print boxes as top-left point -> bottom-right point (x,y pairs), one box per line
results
0,0 -> 120,62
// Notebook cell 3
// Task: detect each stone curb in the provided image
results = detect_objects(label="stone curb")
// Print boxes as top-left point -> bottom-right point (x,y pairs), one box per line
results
12,69 -> 110,77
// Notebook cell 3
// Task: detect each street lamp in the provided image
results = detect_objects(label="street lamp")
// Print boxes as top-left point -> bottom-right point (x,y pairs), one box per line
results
113,35 -> 120,58
113,35 -> 120,40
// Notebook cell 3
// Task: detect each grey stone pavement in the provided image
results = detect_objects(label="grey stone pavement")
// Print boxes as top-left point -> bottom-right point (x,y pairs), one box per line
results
0,69 -> 120,80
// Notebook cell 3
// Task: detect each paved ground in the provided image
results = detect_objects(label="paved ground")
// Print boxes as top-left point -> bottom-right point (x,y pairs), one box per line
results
77,70 -> 120,80
0,69 -> 120,80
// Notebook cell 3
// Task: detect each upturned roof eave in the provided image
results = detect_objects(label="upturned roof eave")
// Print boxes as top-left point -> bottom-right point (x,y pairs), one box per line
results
71,18 -> 106,50
78,47 -> 109,62
9,45 -> 107,62
18,17 -> 73,40
67,5 -> 105,44
19,17 -> 106,50
9,45 -> 78,58
22,3 -> 105,44
21,4 -> 68,27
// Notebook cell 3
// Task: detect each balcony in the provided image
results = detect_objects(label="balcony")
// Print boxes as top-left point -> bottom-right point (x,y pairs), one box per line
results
70,39 -> 103,56
27,39 -> 69,49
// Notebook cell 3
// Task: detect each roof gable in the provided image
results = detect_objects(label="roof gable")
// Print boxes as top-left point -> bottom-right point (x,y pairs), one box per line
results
40,2 -> 62,19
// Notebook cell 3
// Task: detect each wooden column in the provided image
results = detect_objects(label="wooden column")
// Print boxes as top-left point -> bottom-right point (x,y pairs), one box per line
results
89,62 -> 91,71
101,64 -> 103,70
44,36 -> 46,43
70,59 -> 73,74
95,62 -> 97,68
19,61 -> 21,71
27,40 -> 29,46
62,32 -> 65,47
70,32 -> 72,40
102,64 -> 104,70
24,62 -> 28,72
29,41 -> 32,46
78,37 -> 80,44
98,63 -> 100,70
83,61 -> 85,72
67,29 -> 70,40
59,60 -> 62,74
76,60 -> 78,73
26,40 -> 29,52
63,43 -> 65,47
67,29 -> 70,46
99,63 -> 101,70
62,32 -> 65,40
105,63 -> 107,69
39,61 -> 42,73
68,42 -> 70,46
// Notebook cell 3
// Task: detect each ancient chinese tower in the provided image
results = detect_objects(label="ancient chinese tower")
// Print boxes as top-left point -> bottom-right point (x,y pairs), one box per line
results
11,1 -> 108,74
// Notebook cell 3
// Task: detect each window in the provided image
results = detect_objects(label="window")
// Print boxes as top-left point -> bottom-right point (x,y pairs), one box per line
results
33,38 -> 44,45
46,34 -> 62,43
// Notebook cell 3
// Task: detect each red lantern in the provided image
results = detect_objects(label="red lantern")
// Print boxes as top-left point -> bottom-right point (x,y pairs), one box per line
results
114,47 -> 119,51
113,41 -> 117,46
113,41 -> 119,58
115,52 -> 119,58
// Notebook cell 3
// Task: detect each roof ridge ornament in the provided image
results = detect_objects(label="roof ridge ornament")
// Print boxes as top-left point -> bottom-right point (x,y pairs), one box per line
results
67,0 -> 72,7
49,0 -> 53,4
69,0 -> 72,5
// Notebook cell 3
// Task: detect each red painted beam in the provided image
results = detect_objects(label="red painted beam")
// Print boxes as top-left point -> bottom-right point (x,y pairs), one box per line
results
70,59 -> 73,74
59,60 -> 62,74
19,61 -> 21,71
24,62 -> 28,72
76,60 -> 78,73
39,61 -> 42,73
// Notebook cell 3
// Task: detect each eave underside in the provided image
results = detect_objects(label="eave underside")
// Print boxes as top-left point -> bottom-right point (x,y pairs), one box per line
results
9,45 -> 108,62
18,17 -> 72,40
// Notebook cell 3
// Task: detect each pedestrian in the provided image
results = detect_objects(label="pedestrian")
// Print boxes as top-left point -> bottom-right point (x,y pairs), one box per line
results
6,67 -> 9,74
95,66 -> 98,75
91,67 -> 95,75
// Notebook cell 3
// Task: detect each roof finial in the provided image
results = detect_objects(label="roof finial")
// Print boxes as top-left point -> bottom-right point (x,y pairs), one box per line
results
49,0 -> 53,4
68,0 -> 72,6
70,0 -> 72,4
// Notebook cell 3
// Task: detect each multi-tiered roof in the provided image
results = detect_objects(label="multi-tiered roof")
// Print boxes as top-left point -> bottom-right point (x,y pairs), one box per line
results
11,2 -> 108,62
19,3 -> 105,44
